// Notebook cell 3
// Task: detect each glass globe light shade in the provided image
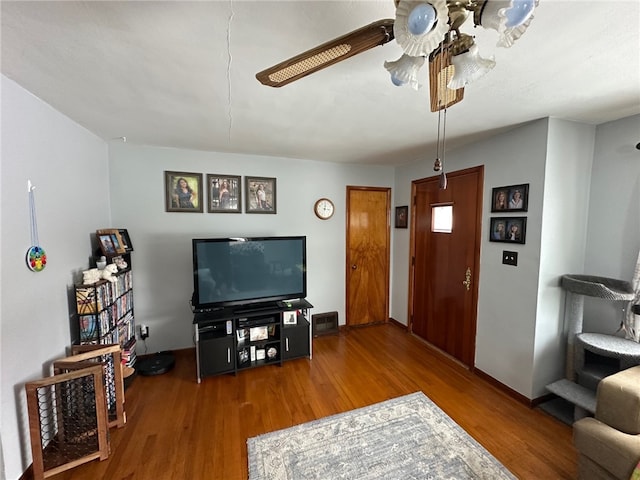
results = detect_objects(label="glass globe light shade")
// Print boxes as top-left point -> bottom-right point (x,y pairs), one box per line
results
408,3 -> 437,35
505,0 -> 536,27
384,54 -> 426,90
448,44 -> 496,89
394,0 -> 450,57
477,0 -> 539,48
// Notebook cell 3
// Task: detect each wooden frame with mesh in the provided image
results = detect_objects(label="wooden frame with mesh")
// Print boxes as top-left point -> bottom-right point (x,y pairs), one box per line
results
25,365 -> 109,480
53,344 -> 125,428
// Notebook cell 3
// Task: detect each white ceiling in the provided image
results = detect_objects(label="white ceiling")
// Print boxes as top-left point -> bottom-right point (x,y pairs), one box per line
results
2,1 -> 639,166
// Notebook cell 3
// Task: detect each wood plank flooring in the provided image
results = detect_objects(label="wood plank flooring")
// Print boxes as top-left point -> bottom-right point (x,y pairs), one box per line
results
48,324 -> 576,479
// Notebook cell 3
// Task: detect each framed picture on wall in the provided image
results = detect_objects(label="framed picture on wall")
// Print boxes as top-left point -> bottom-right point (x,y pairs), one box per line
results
245,176 -> 276,213
164,171 -> 203,213
207,174 -> 241,213
395,206 -> 408,228
491,184 -> 529,212
489,217 -> 527,244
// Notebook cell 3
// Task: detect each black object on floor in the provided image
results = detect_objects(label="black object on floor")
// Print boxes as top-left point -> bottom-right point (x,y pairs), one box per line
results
136,352 -> 175,376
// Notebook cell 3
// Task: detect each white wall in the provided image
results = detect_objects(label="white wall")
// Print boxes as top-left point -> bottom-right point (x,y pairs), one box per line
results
107,143 -> 393,353
582,115 -> 640,333
473,120 -> 549,398
0,76 -> 111,480
533,119 -> 595,395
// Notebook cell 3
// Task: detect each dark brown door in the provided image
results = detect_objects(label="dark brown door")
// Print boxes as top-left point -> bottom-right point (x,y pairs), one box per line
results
346,187 -> 391,327
409,166 -> 483,367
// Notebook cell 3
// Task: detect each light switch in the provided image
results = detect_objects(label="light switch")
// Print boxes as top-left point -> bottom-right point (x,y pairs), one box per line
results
502,250 -> 518,266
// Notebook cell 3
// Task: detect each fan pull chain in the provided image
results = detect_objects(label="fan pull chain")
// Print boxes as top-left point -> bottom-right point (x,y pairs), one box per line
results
435,105 -> 442,168
26,180 -> 47,272
440,106 -> 448,189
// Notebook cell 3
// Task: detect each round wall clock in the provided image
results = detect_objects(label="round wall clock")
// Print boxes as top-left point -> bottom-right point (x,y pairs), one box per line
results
314,198 -> 335,220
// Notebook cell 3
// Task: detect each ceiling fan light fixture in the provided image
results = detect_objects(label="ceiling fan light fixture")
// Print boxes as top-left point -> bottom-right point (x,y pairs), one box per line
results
395,0 -> 449,57
448,43 -> 496,89
384,54 -> 426,89
475,0 -> 539,48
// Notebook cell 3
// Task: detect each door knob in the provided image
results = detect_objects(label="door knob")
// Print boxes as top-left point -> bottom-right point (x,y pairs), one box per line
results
352,265 -> 357,270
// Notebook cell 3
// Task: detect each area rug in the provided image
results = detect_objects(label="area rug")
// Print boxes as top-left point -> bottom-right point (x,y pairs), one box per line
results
247,391 -> 515,479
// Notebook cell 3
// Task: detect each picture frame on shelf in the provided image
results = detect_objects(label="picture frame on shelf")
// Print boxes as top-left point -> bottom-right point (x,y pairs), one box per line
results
111,255 -> 128,270
491,184 -> 529,212
268,324 -> 277,337
97,233 -> 117,256
283,310 -> 297,325
109,232 -> 126,254
97,229 -> 126,255
489,217 -> 527,244
164,171 -> 203,213
207,174 -> 241,213
249,326 -> 268,342
238,348 -> 249,365
395,206 -> 408,228
118,229 -> 134,252
237,328 -> 248,343
245,176 -> 276,214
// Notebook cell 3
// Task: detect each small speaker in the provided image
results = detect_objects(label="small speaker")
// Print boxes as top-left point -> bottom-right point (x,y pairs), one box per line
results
312,311 -> 339,337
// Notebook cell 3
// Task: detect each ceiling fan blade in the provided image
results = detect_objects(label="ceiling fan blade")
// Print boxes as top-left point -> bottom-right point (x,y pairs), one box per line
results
256,19 -> 395,88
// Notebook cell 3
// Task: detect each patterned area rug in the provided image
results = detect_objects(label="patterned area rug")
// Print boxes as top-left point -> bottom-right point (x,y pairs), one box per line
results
247,391 -> 515,479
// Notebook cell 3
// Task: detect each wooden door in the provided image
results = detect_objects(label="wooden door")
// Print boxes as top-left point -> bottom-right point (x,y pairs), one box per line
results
346,187 -> 391,327
409,166 -> 483,367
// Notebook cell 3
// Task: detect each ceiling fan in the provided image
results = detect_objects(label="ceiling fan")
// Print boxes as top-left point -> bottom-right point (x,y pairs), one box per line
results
256,0 -> 538,112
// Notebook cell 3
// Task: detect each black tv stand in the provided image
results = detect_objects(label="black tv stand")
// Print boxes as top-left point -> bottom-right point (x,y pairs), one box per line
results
193,299 -> 313,382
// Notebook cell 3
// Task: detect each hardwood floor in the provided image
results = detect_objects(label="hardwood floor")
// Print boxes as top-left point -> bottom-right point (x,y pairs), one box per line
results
48,324 -> 576,479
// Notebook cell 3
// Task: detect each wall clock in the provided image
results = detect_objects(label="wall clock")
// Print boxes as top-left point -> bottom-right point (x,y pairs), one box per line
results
314,198 -> 335,220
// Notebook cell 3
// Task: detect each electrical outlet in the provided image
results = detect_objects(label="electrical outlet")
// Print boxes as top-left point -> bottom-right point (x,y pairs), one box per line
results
140,324 -> 149,339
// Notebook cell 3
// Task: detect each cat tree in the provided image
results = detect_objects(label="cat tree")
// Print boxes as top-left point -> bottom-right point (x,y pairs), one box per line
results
546,274 -> 640,421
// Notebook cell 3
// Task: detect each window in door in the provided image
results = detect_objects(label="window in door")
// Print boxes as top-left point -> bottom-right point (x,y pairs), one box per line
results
432,204 -> 453,233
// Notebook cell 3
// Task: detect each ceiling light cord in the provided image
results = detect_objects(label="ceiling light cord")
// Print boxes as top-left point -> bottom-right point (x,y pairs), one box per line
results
434,42 -> 443,170
431,41 -> 447,189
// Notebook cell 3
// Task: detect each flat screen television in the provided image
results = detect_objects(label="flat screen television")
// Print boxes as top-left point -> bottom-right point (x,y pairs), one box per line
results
192,236 -> 307,312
